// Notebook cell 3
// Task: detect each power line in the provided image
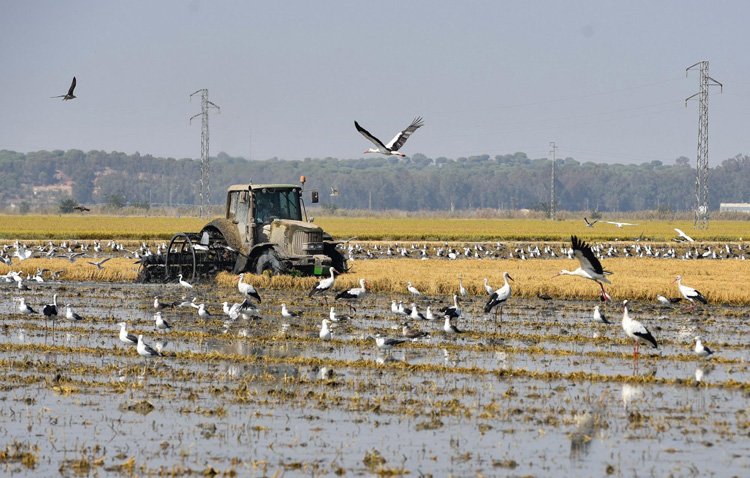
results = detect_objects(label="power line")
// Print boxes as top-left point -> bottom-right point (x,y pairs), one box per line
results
190,89 -> 221,218
686,61 -> 722,229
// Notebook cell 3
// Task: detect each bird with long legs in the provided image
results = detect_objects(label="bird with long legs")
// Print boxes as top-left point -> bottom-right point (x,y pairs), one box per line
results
335,278 -> 366,312
555,236 -> 612,301
308,268 -> 338,300
673,275 -> 707,310
355,117 -> 424,157
621,300 -> 658,360
484,272 -> 513,324
43,294 -> 59,336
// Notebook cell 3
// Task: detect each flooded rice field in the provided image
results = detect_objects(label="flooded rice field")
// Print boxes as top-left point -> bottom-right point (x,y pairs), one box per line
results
1,279 -> 748,477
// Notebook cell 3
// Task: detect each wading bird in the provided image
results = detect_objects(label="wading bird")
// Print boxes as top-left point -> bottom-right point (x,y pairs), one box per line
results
621,300 -> 658,358
177,274 -> 193,289
673,275 -> 707,308
355,117 -> 424,157
583,217 -> 598,227
484,272 -> 513,321
51,76 -> 77,100
238,273 -> 261,302
308,268 -> 338,297
555,236 -> 612,301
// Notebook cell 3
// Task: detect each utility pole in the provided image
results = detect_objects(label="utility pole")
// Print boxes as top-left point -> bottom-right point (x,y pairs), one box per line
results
190,89 -> 220,217
549,141 -> 557,219
685,61 -> 722,229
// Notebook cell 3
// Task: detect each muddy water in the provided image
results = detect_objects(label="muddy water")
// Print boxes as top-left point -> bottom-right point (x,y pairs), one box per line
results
1,281 -> 748,477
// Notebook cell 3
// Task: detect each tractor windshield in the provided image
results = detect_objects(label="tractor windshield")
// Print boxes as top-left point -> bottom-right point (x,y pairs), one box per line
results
253,188 -> 302,224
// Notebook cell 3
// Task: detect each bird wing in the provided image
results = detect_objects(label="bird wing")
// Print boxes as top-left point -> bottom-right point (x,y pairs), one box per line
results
674,228 -> 694,242
385,117 -> 424,151
99,257 -> 111,264
354,121 -> 387,150
570,235 -> 605,275
68,77 -> 76,96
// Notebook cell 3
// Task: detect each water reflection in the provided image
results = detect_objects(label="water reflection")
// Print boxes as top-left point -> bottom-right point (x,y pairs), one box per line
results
569,411 -> 596,460
621,384 -> 643,410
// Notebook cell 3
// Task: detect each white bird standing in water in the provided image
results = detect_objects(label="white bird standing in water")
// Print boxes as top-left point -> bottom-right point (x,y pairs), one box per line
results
16,297 -> 37,314
443,317 -> 463,334
118,322 -> 138,346
281,303 -> 301,319
484,272 -> 513,321
177,274 -> 194,289
137,334 -> 161,357
692,336 -> 715,358
65,304 -> 84,321
319,319 -> 332,341
593,305 -> 611,324
197,303 -> 212,319
309,268 -> 338,297
154,311 -> 172,331
621,300 -> 658,358
238,273 -> 261,302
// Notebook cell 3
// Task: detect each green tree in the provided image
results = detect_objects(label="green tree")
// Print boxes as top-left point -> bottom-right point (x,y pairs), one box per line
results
59,197 -> 78,214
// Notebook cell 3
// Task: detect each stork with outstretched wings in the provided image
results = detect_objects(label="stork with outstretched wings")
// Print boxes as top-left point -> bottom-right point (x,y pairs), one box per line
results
355,117 -> 424,157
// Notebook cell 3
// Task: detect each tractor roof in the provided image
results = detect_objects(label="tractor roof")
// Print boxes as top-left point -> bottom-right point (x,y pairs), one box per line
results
227,184 -> 301,192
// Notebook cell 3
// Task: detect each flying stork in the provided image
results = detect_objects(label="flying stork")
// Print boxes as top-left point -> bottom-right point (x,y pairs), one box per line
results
51,76 -> 77,100
555,236 -> 612,301
355,117 -> 424,157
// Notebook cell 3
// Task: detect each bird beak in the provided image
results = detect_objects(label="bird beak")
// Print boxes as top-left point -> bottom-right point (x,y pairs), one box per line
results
507,275 -> 514,282
671,278 -> 678,284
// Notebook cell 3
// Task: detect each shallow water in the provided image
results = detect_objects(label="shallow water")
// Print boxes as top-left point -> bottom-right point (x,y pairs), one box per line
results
1,280 -> 748,477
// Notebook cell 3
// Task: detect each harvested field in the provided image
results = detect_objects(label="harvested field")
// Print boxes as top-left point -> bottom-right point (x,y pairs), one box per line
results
2,215 -> 750,241
1,275 -> 749,476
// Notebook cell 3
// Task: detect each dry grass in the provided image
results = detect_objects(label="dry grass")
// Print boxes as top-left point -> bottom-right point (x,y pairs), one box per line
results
3,215 -> 750,241
0,215 -> 206,240
5,254 -> 746,304
316,217 -> 750,241
226,258 -> 747,304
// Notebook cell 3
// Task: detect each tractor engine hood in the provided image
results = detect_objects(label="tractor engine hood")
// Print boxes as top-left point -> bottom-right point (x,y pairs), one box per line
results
268,219 -> 325,255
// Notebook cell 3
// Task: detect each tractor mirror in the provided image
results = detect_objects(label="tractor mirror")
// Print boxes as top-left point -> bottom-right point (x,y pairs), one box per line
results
311,191 -> 319,203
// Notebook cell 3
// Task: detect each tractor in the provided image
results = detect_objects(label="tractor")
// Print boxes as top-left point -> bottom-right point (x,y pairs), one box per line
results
138,177 -> 346,282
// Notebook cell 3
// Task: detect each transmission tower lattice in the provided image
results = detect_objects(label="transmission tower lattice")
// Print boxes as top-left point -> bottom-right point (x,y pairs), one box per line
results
190,89 -> 221,217
549,141 -> 557,219
685,61 -> 722,229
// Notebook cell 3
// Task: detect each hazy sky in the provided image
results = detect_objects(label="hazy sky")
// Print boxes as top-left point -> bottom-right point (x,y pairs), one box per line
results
2,1 -> 749,164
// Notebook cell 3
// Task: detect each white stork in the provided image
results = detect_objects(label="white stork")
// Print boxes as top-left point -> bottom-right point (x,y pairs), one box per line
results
673,275 -> 707,307
484,272 -> 513,322
621,300 -> 658,358
355,117 -> 424,157
335,278 -> 366,312
605,221 -> 637,228
308,268 -> 339,297
238,273 -> 261,302
674,228 -> 695,242
555,236 -> 612,301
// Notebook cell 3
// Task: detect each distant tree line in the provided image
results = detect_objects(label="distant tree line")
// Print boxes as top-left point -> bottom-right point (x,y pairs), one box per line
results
1,149 -> 749,212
